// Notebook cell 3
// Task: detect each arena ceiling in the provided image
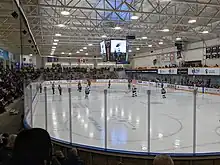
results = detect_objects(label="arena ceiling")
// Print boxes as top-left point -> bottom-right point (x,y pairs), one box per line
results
2,0 -> 220,58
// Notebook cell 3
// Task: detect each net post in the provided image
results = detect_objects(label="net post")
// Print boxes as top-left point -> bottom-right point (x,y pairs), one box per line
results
68,88 -> 73,144
29,84 -> 33,127
104,89 -> 108,149
147,90 -> 151,153
193,88 -> 197,154
44,87 -> 48,131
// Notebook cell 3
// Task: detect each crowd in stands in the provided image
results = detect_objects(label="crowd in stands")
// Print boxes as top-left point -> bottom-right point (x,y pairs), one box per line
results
0,67 -> 40,113
43,66 -> 118,81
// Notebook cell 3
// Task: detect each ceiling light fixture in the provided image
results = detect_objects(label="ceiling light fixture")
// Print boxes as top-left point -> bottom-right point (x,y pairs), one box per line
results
129,50 -> 132,52
76,51 -> 80,53
161,29 -> 169,32
53,43 -> 58,45
57,24 -> 66,28
142,36 -> 147,39
69,53 -> 72,55
88,43 -> 93,46
83,47 -> 87,49
52,46 -> 56,49
61,52 -> 65,54
188,19 -> 196,24
51,49 -> 56,51
202,30 -> 209,34
85,53 -> 88,55
61,11 -> 70,16
159,41 -> 163,45
101,35 -> 107,38
80,49 -> 83,51
176,37 -> 182,41
114,26 -> 121,30
54,39 -> 59,42
55,33 -> 61,36
29,54 -> 33,56
131,15 -> 139,20
148,44 -> 152,47
136,48 -> 140,50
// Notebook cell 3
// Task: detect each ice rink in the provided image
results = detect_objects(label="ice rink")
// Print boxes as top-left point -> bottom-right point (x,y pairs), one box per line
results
30,83 -> 220,153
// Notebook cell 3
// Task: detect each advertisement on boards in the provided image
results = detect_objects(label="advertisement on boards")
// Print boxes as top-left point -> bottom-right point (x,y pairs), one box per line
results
158,68 -> 177,75
188,68 -> 220,75
0,49 -> 9,60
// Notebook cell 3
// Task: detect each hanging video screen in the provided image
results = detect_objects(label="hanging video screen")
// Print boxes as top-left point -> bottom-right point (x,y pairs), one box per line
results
110,40 -> 128,63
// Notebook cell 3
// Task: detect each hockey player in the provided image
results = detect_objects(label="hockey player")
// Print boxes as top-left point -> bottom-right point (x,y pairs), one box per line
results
128,82 -> 131,90
108,80 -> 111,89
87,79 -> 91,87
39,83 -> 42,93
58,85 -> 62,95
78,81 -> 82,92
52,82 -> 55,94
161,87 -> 166,98
132,85 -> 137,97
85,86 -> 90,99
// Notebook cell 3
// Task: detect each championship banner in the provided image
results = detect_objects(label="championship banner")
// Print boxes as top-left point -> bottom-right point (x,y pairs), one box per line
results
188,68 -> 220,75
158,68 -> 177,75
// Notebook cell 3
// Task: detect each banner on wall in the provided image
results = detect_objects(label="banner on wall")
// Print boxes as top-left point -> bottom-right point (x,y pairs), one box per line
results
0,49 -> 9,60
158,68 -> 177,74
188,68 -> 220,75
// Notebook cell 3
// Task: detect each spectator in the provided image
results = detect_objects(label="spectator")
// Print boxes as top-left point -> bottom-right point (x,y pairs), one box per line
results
10,128 -> 52,165
0,134 -> 16,165
153,154 -> 174,165
64,148 -> 84,165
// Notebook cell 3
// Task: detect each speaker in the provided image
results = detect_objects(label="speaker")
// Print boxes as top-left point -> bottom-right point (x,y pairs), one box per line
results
11,11 -> 18,19
126,36 -> 136,40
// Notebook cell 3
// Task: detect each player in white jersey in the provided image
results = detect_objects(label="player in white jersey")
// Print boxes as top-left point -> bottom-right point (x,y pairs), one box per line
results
161,87 -> 166,98
85,86 -> 90,99
132,85 -> 137,97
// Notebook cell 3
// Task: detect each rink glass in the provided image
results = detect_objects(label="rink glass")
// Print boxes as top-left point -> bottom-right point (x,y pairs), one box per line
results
24,79 -> 208,154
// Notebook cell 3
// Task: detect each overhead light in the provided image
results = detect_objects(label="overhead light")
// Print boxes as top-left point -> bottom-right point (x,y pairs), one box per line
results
131,15 -> 139,20
53,43 -> 58,45
129,50 -> 132,52
54,39 -> 59,42
101,35 -> 107,38
52,46 -> 56,49
202,30 -> 209,34
142,36 -> 147,39
51,49 -> 56,51
69,53 -> 72,55
188,19 -> 196,24
161,29 -> 169,32
83,47 -> 87,49
61,11 -> 70,16
136,48 -> 140,51
76,51 -> 80,53
57,24 -> 66,27
29,54 -> 33,56
88,43 -> 93,46
176,37 -> 182,41
61,52 -> 65,54
85,53 -> 88,55
159,41 -> 163,45
148,44 -> 152,47
55,33 -> 61,36
114,26 -> 121,30
80,49 -> 83,51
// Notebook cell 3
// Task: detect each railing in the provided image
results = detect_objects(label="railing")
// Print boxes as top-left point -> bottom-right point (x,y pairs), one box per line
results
23,79 -> 220,156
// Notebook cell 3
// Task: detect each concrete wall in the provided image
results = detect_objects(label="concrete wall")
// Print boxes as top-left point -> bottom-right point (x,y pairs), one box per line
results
133,38 -> 220,68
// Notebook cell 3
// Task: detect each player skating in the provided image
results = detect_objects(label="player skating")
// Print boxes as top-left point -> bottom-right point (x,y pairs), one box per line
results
85,85 -> 90,99
161,87 -> 166,98
78,81 -> 82,92
108,80 -> 111,89
39,83 -> 42,93
87,79 -> 91,87
58,85 -> 62,95
132,85 -> 137,97
52,82 -> 55,94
